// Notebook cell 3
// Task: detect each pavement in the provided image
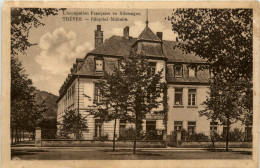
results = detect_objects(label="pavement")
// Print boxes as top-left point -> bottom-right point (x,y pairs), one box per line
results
11,145 -> 252,160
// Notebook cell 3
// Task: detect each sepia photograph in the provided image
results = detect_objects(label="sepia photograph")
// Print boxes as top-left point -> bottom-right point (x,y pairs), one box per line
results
1,1 -> 259,168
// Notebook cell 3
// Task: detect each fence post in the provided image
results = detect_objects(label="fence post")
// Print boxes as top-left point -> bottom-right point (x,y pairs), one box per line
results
176,131 -> 181,147
35,127 -> 42,147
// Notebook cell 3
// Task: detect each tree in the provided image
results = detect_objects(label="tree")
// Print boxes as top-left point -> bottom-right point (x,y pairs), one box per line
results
123,52 -> 165,154
11,56 -> 37,143
199,73 -> 244,150
95,52 -> 165,153
11,8 -> 59,55
10,8 -> 60,143
59,109 -> 88,139
169,9 -> 253,151
95,66 -> 132,151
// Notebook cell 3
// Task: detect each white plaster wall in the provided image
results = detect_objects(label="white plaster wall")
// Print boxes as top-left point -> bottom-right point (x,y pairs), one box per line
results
167,84 -> 247,136
167,85 -> 211,135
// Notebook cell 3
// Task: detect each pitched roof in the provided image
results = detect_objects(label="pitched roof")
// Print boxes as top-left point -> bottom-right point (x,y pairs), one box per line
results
88,35 -> 136,56
138,26 -> 161,41
88,35 -> 206,63
163,40 -> 206,63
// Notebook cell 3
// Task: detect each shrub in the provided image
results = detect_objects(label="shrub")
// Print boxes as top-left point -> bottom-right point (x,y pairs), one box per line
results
118,127 -> 136,140
175,129 -> 210,142
143,130 -> 162,140
229,128 -> 244,141
98,133 -> 109,141
41,129 -> 57,139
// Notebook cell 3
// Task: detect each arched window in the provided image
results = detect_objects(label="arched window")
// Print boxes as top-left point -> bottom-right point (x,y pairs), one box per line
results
174,65 -> 183,77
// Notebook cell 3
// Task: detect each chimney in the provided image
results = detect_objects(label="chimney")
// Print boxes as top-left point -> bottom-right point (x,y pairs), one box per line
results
156,32 -> 163,40
94,25 -> 103,48
123,26 -> 129,39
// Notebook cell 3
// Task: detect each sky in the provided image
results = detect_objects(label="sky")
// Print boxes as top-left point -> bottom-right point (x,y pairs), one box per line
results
19,8 -> 178,96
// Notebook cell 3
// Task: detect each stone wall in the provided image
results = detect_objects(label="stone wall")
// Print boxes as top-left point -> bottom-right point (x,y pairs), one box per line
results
167,141 -> 252,148
39,140 -> 166,148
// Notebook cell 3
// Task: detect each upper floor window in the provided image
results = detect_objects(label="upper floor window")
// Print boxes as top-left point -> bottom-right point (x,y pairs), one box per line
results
94,83 -> 100,104
188,67 -> 196,77
174,65 -> 182,77
148,62 -> 156,76
174,88 -> 183,106
118,59 -> 125,72
188,89 -> 196,106
95,58 -> 104,71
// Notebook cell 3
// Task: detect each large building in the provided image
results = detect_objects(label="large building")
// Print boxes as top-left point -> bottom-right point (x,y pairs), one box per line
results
56,22 -> 251,141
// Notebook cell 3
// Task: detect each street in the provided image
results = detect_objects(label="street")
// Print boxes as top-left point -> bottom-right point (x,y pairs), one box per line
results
11,146 -> 252,160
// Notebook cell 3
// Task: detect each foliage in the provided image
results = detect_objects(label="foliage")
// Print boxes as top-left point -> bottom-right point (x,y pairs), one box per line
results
11,8 -> 60,55
11,56 -> 40,135
143,130 -> 162,141
94,57 -> 133,150
34,89 -> 58,119
10,8 -> 61,143
169,8 -> 253,151
42,129 -> 57,139
38,118 -> 57,129
180,129 -> 209,142
59,109 -> 87,139
225,128 -> 245,142
121,52 -> 165,153
118,127 -> 136,140
98,134 -> 109,141
95,52 -> 165,152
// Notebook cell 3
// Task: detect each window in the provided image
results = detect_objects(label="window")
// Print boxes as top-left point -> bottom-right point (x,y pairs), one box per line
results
188,67 -> 196,77
174,65 -> 182,77
95,58 -> 104,71
188,89 -> 196,106
146,120 -> 156,133
118,59 -> 125,72
148,62 -> 156,76
210,122 -> 218,133
174,88 -> 183,106
245,125 -> 252,141
222,125 -> 228,137
188,121 -> 196,135
94,83 -> 100,103
94,119 -> 102,137
119,120 -> 127,137
174,121 -> 183,131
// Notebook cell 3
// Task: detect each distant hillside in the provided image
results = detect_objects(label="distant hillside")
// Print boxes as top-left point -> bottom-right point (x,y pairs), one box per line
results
34,89 -> 58,119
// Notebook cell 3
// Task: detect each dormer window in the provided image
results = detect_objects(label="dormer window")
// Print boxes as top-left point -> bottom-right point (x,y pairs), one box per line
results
174,65 -> 182,77
188,67 -> 196,77
95,57 -> 104,71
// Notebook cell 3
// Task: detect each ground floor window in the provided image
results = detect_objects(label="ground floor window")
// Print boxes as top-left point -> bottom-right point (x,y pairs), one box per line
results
187,121 -> 196,135
174,121 -> 183,131
245,125 -> 252,141
222,125 -> 228,137
210,122 -> 218,133
94,119 -> 102,137
119,120 -> 126,137
146,120 -> 156,133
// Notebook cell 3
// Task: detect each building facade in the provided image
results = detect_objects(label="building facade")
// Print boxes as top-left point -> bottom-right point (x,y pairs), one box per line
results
56,24 -> 251,141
